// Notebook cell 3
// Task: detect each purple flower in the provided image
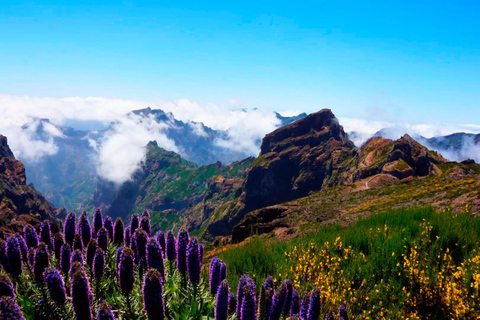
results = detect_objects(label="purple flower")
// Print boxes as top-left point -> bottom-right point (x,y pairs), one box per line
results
264,288 -> 274,320
131,236 -> 138,262
0,296 -> 26,320
156,230 -> 166,254
60,243 -> 71,274
54,232 -> 64,261
40,221 -> 52,250
187,238 -> 202,285
338,302 -> 348,320
130,213 -> 139,235
74,233 -> 83,251
16,233 -> 28,261
176,229 -> 190,274
79,211 -> 92,247
71,267 -> 93,320
166,230 -> 176,261
104,216 -> 113,241
270,282 -> 287,320
236,275 -> 255,318
118,247 -> 135,295
140,215 -> 151,236
307,287 -> 321,320
33,243 -> 49,283
284,280 -> 294,317
220,263 -> 227,282
116,247 -> 124,273
240,284 -> 256,320
125,226 -> 131,247
6,235 -> 22,278
97,301 -> 116,320
147,239 -> 165,280
72,249 -> 84,265
24,224 -> 39,249
142,268 -> 165,320
264,275 -> 275,293
0,240 -> 10,274
114,218 -> 124,246
215,279 -> 230,320
141,209 -> 150,221
86,239 -> 97,268
134,229 -> 148,264
64,212 -> 76,246
97,228 -> 108,252
209,257 -> 221,294
70,261 -> 84,278
325,313 -> 335,320
300,293 -> 310,320
44,267 -> 66,306
291,288 -> 300,316
93,208 -> 103,237
93,248 -> 105,279
0,274 -> 15,298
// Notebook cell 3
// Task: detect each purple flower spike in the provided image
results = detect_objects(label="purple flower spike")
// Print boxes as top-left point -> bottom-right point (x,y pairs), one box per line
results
114,218 -> 124,246
93,208 -> 103,237
300,293 -> 310,320
40,221 -> 52,250
236,275 -> 255,318
97,301 -> 116,320
264,275 -> 275,293
64,212 -> 76,246
93,248 -> 105,279
70,261 -> 84,278
215,279 -> 230,320
125,226 -> 131,247
104,216 -> 113,241
147,239 -> 165,280
116,247 -> 124,273
44,267 -> 67,306
270,282 -> 287,320
187,238 -> 202,285
6,235 -> 22,278
339,302 -> 349,320
24,224 -> 39,249
0,274 -> 15,298
60,243 -> 71,274
209,257 -> 221,294
264,288 -> 274,320
0,241 -> 10,274
130,214 -> 139,235
97,228 -> 108,252
79,211 -> 92,247
16,233 -> 28,261
176,229 -> 190,274
74,233 -> 83,251
33,243 -> 49,283
284,280 -> 294,317
54,232 -> 64,261
291,288 -> 300,316
118,247 -> 135,295
134,229 -> 148,264
140,215 -> 151,236
0,296 -> 26,320
307,287 -> 321,320
220,262 -> 227,282
166,230 -> 176,261
156,230 -> 165,254
240,284 -> 256,320
143,269 -> 165,320
86,239 -> 97,268
71,268 -> 93,320
71,249 -> 84,265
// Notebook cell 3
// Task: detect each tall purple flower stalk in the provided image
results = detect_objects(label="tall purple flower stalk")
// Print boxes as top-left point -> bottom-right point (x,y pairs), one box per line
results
134,229 -> 148,264
64,212 -> 76,246
156,230 -> 165,254
338,302 -> 349,320
71,268 -> 93,320
44,267 -> 67,306
291,288 -> 300,316
74,233 -> 83,251
97,228 -> 108,252
86,239 -> 97,268
187,237 -> 201,286
270,282 -> 287,320
93,248 -> 105,279
264,275 -> 275,293
176,229 -> 190,274
220,262 -> 227,282
300,293 -> 310,320
307,287 -> 321,320
72,249 -> 84,264
40,221 -> 52,250
264,288 -> 274,320
0,240 -> 10,274
130,214 -> 139,236
24,224 -> 39,249
6,235 -> 22,278
240,284 -> 256,320
118,247 -> 135,295
140,215 -> 151,236
0,296 -> 26,320
33,243 -> 49,283
93,208 -> 103,237
60,243 -> 71,274
114,218 -> 124,246
116,247 -> 124,273
104,216 -> 113,240
215,279 -> 230,320
284,280 -> 294,317
166,231 -> 176,261
70,261 -> 84,277
125,226 -> 131,247
0,274 -> 15,298
97,301 -> 116,320
16,233 -> 28,262
236,275 -> 255,318
54,232 -> 64,261
210,257 -> 221,294
146,239 -> 165,280
79,211 -> 92,247
143,269 -> 165,320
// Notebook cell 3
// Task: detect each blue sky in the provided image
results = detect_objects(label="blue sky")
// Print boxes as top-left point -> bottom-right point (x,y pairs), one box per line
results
1,1 -> 479,125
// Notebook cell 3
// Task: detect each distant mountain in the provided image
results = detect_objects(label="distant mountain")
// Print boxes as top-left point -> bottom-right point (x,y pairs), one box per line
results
0,135 -> 64,236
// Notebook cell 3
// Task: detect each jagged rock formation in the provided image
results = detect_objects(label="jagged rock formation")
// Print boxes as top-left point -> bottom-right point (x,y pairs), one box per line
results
0,135 -> 63,237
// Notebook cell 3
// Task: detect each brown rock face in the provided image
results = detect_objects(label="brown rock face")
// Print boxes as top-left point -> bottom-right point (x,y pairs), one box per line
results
0,135 -> 62,237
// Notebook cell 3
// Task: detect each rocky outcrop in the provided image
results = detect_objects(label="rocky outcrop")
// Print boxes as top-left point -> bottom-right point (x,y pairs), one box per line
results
0,135 -> 63,237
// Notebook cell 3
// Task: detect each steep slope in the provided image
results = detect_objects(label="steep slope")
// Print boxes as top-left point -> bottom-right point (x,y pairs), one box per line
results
0,135 -> 63,236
